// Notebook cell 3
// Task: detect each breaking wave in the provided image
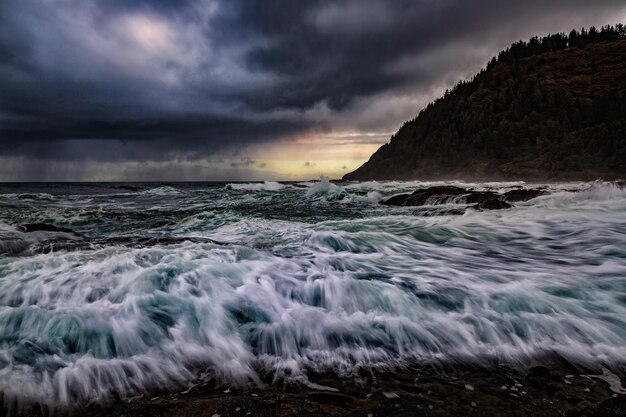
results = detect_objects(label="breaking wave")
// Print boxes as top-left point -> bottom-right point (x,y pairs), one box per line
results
225,181 -> 285,192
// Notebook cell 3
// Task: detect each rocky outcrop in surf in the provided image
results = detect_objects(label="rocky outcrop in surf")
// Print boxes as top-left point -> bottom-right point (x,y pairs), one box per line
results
18,223 -> 83,235
380,185 -> 545,213
1,223 -> 225,256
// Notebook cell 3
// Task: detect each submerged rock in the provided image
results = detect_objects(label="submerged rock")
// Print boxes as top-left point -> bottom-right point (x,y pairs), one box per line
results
18,223 -> 82,236
5,225 -> 226,257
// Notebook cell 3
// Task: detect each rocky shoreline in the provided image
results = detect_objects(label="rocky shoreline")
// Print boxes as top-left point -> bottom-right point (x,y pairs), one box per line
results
12,361 -> 626,417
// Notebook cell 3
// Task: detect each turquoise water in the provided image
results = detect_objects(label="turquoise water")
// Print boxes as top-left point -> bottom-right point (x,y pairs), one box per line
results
0,179 -> 625,409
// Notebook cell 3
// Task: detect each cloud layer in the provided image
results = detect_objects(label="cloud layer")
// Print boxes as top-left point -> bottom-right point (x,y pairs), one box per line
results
1,0 -> 625,180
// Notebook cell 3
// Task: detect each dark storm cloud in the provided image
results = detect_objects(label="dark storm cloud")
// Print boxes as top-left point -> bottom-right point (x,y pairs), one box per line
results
234,0 -> 625,111
1,0 -> 624,179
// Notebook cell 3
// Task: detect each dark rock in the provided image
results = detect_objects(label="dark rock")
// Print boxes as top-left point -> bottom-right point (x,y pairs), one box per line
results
405,186 -> 467,206
18,223 -> 82,236
381,185 -> 518,213
527,365 -> 552,380
381,186 -> 515,211
477,199 -> 512,210
307,392 -> 354,405
502,189 -> 547,202
526,365 -> 555,389
88,364 -> 626,417
381,193 -> 410,206
465,191 -> 500,204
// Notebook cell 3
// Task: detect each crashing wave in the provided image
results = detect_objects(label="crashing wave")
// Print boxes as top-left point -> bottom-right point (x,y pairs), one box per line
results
140,186 -> 182,196
304,175 -> 351,202
225,181 -> 285,192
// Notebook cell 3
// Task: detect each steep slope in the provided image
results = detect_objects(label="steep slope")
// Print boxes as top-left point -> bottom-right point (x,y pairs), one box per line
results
344,30 -> 626,181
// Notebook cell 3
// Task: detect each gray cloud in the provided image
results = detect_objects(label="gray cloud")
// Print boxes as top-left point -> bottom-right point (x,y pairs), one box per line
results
230,157 -> 257,168
1,0 -> 625,180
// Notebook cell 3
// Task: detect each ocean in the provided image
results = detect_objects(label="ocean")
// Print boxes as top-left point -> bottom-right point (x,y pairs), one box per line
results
1,178 -> 625,411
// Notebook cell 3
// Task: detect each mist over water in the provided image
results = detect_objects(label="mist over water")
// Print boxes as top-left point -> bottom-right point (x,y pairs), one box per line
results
0,180 -> 625,410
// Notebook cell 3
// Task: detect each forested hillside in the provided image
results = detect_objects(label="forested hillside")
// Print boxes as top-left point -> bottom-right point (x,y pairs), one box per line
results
344,25 -> 626,180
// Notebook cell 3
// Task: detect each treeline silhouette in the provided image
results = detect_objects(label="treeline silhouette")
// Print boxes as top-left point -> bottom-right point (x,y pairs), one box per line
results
490,24 -> 625,67
437,24 -> 626,113
344,25 -> 626,180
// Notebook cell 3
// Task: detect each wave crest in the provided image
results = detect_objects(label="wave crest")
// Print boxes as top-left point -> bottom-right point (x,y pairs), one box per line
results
226,181 -> 285,192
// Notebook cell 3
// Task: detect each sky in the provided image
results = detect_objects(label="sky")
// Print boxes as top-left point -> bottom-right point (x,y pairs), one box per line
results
1,0 -> 625,181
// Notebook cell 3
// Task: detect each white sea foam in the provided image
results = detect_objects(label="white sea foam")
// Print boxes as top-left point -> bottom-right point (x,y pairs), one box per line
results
304,175 -> 352,202
226,181 -> 285,192
590,368 -> 626,394
140,185 -> 182,196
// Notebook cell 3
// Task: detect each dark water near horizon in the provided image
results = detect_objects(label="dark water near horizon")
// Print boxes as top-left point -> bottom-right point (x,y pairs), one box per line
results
1,178 -> 625,410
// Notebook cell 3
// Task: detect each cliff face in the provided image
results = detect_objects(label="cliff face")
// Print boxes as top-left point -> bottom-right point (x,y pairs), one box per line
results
344,34 -> 626,181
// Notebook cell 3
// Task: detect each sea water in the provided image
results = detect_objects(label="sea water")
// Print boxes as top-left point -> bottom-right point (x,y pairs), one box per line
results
0,180 -> 625,409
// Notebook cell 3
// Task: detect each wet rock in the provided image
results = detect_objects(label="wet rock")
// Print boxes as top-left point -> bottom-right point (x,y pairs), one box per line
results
381,186 -> 517,210
465,191 -> 500,204
381,186 -> 468,206
477,199 -> 512,210
404,186 -> 467,206
307,392 -> 354,404
502,189 -> 547,202
526,366 -> 552,387
16,364 -> 626,417
381,185 -> 518,214
381,193 -> 410,206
